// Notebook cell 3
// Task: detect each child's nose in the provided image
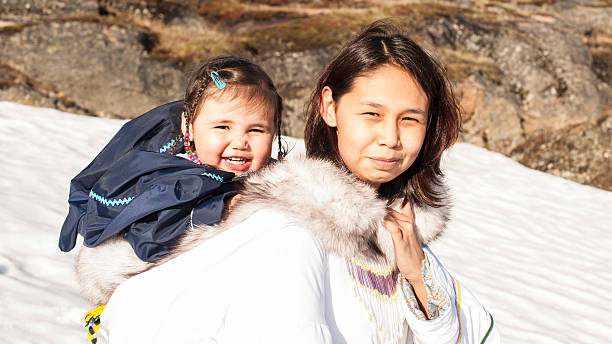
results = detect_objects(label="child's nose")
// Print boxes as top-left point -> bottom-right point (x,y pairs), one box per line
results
231,133 -> 249,149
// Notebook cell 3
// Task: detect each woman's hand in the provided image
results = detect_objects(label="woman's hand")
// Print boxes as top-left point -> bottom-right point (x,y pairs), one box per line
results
385,201 -> 433,318
384,201 -> 425,283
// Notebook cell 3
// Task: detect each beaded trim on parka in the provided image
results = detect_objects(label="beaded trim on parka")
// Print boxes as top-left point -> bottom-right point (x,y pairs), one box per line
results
345,257 -> 406,343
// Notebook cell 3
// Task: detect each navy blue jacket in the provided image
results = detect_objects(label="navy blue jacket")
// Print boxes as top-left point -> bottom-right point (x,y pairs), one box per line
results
59,101 -> 238,262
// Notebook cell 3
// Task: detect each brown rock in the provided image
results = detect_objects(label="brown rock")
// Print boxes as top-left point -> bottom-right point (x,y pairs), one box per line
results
0,0 -> 98,23
492,22 -> 602,133
458,75 -> 524,153
0,21 -> 183,118
510,111 -> 612,191
257,48 -> 337,138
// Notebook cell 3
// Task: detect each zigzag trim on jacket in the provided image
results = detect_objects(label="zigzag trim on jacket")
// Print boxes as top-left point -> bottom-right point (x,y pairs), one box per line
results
201,172 -> 225,183
159,136 -> 184,153
88,190 -> 134,207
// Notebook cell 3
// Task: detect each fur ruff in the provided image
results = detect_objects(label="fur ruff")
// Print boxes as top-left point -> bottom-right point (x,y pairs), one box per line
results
76,156 -> 451,305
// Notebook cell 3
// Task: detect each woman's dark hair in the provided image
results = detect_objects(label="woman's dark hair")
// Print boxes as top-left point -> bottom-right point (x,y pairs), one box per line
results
304,21 -> 461,207
182,55 -> 283,156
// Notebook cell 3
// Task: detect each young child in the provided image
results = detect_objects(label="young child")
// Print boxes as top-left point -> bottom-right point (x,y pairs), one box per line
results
59,56 -> 284,306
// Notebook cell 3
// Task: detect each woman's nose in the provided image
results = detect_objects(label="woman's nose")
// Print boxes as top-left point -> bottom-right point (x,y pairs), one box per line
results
376,120 -> 400,148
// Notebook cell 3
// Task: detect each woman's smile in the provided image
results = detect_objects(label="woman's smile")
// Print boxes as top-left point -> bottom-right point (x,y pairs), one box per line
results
368,157 -> 401,170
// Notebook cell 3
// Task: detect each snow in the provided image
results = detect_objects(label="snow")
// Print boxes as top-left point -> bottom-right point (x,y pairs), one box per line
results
1,101 -> 611,343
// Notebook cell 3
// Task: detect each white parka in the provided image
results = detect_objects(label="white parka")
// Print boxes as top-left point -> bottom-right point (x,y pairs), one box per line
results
96,157 -> 500,343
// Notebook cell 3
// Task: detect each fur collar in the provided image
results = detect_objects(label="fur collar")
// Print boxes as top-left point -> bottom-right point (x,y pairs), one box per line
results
176,156 -> 451,266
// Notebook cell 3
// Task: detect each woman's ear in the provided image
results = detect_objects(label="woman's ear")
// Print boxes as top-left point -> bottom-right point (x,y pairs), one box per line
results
320,86 -> 337,127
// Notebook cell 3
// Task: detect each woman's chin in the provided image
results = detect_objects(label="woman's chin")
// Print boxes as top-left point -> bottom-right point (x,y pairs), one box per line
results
356,172 -> 399,189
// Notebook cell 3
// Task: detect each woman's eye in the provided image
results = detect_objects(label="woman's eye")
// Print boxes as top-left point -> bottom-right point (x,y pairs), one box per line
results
402,116 -> 418,122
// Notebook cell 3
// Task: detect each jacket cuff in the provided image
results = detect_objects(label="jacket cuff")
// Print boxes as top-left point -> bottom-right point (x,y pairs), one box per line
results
399,250 -> 461,343
399,254 -> 450,321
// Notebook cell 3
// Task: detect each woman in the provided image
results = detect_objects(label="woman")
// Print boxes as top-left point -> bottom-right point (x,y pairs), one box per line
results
99,21 -> 499,343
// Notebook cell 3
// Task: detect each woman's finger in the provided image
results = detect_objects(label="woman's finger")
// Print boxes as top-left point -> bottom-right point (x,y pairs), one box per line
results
389,208 -> 413,231
392,211 -> 412,224
390,203 -> 420,246
384,213 -> 404,241
400,199 -> 415,222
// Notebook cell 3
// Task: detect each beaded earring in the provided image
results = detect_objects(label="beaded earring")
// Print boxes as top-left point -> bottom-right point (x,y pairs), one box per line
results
183,126 -> 202,165
276,117 -> 286,161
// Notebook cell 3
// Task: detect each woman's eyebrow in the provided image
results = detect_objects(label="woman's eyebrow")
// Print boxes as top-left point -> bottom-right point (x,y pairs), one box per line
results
361,101 -> 385,109
404,108 -> 427,116
361,101 -> 426,115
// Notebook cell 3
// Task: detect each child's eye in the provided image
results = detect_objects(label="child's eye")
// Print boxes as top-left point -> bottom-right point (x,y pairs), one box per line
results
214,125 -> 230,130
364,112 -> 380,117
249,128 -> 265,133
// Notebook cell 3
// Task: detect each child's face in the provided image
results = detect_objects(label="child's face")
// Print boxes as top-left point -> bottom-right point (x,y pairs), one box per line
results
191,92 -> 274,175
321,64 -> 428,187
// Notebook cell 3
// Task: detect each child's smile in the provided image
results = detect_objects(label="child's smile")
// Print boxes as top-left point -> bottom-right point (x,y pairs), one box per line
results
221,156 -> 251,172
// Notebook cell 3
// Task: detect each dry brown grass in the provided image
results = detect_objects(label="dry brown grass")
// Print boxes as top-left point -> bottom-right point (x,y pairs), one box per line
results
146,22 -> 241,67
92,0 -> 569,68
243,12 -> 376,53
108,2 -> 390,65
440,48 -> 503,83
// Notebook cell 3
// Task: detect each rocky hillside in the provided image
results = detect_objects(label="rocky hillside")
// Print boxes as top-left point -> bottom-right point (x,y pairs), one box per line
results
1,0 -> 610,190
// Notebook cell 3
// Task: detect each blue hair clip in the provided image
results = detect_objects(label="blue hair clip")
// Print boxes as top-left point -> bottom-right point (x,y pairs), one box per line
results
211,71 -> 226,90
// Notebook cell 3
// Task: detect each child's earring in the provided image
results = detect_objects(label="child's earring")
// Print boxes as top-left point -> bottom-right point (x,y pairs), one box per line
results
181,112 -> 188,135
276,123 -> 285,161
183,120 -> 201,165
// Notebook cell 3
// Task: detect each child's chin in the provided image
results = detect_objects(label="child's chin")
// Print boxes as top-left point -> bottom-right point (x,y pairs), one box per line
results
222,165 -> 251,175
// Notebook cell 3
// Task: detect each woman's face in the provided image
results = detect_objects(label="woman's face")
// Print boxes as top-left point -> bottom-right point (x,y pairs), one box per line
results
321,64 -> 428,187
